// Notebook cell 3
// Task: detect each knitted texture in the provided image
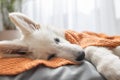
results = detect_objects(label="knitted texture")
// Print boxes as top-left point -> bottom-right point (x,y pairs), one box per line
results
0,57 -> 75,75
1,30 -> 120,75
65,30 -> 120,48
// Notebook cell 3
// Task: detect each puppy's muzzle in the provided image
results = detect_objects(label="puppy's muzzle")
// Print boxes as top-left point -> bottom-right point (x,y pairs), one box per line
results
76,51 -> 85,61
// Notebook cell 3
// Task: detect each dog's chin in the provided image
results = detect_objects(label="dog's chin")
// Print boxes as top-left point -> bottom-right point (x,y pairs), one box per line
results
73,60 -> 84,64
48,56 -> 84,64
63,58 -> 84,64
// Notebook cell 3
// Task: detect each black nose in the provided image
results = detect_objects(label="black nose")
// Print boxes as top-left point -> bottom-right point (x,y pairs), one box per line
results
76,51 -> 85,61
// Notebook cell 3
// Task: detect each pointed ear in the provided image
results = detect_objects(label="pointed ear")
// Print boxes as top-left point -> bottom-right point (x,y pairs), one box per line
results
9,12 -> 40,36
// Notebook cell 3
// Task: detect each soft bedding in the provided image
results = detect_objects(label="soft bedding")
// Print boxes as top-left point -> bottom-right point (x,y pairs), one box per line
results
0,30 -> 110,80
0,61 -> 105,80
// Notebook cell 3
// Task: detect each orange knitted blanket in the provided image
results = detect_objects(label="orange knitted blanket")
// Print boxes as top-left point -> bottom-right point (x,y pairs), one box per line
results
0,30 -> 120,75
65,30 -> 120,48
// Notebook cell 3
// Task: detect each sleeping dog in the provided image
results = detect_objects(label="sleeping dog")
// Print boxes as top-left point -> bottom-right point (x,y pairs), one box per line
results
0,12 -> 85,62
0,12 -> 120,80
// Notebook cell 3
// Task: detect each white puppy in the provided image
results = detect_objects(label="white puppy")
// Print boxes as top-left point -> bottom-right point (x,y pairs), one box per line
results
0,12 -> 120,80
0,12 -> 85,63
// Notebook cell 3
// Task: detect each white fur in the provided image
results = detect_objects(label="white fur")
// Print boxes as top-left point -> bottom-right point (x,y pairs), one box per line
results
0,12 -> 120,80
0,12 -> 84,63
85,46 -> 120,80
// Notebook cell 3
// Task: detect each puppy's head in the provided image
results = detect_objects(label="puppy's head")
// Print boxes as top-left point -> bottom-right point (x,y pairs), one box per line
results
9,12 -> 85,63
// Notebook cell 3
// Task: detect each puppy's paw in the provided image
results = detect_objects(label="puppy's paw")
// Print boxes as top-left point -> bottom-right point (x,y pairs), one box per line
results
113,46 -> 120,57
97,61 -> 120,80
84,46 -> 98,60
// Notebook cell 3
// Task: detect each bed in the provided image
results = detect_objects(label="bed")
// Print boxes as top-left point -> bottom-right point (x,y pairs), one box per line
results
0,30 -> 105,80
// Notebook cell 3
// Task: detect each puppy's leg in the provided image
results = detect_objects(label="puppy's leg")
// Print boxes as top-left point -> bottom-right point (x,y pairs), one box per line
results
85,46 -> 120,80
0,41 -> 32,58
112,46 -> 120,57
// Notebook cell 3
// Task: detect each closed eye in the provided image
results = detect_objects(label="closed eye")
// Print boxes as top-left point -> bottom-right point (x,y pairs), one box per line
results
47,54 -> 56,60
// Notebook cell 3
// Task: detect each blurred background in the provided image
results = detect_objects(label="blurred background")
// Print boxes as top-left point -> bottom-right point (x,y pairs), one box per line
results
0,0 -> 120,35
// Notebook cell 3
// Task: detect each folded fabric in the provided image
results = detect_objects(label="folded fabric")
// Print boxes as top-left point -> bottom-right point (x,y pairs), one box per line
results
0,57 -> 75,75
65,30 -> 120,48
1,30 -> 120,75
